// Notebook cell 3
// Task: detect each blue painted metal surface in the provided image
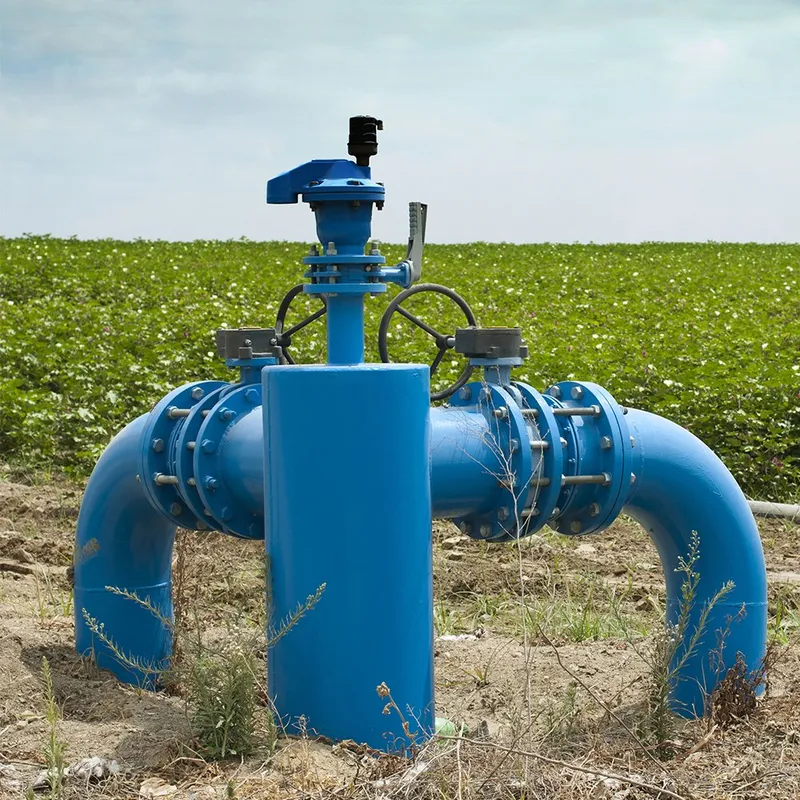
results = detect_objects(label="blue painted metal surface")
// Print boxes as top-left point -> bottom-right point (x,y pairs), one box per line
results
545,381 -> 633,536
325,293 -> 367,365
624,408 -> 768,717
429,405 -> 502,519
74,414 -> 175,686
262,363 -> 433,751
194,382 -> 265,539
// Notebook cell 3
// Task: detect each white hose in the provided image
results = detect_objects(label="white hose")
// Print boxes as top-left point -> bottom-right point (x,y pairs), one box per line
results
748,500 -> 800,522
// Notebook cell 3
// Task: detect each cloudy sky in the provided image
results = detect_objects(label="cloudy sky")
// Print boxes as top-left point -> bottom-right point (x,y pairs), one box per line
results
2,0 -> 799,243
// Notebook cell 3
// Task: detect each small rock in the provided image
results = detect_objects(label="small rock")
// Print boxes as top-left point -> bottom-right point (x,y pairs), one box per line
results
441,536 -> 462,550
575,543 -> 597,556
187,788 -> 216,799
139,777 -> 178,798
70,756 -> 120,781
32,769 -> 61,791
446,552 -> 464,561
10,547 -> 35,564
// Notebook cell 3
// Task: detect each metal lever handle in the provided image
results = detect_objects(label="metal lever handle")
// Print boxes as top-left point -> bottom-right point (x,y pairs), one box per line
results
405,202 -> 427,283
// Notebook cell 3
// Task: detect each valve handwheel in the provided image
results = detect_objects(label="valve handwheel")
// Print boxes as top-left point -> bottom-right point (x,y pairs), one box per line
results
275,284 -> 327,365
378,283 -> 477,401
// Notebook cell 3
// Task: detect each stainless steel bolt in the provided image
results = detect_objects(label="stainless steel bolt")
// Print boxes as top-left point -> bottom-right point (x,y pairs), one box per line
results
217,407 -> 236,421
326,241 -> 337,256
221,507 -> 233,521
151,438 -> 165,453
170,502 -> 183,516
479,523 -> 492,537
550,506 -> 561,518
498,507 -> 510,521
560,437 -> 568,448
600,436 -> 612,450
588,502 -> 601,517
571,386 -> 583,400
244,388 -> 259,404
570,520 -> 582,533
458,386 -> 472,401
602,472 -> 612,486
459,521 -> 470,535
509,438 -> 520,452
548,386 -> 562,399
191,387 -> 204,400
630,436 -> 636,448
204,476 -> 218,490
630,473 -> 637,485
493,406 -> 509,419
201,439 -> 216,454
308,244 -> 319,256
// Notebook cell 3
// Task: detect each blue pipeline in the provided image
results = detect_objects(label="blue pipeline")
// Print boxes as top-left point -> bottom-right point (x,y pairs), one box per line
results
73,381 -> 767,729
73,414 -> 175,686
624,409 -> 768,716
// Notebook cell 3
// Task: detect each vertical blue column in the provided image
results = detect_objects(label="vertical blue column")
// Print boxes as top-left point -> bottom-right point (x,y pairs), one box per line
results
326,293 -> 366,365
262,362 -> 433,751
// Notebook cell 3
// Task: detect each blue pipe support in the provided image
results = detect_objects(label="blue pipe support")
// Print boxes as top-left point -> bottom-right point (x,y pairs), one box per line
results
262,363 -> 433,752
624,408 -> 768,716
74,414 -> 175,686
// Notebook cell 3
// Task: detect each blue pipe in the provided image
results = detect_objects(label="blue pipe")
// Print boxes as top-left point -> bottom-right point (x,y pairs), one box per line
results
429,406 -> 504,519
624,408 -> 767,716
73,414 -> 175,686
326,293 -> 366,365
192,405 -> 504,522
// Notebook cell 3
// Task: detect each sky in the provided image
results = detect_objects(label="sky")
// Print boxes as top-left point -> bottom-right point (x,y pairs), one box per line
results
1,0 -> 800,244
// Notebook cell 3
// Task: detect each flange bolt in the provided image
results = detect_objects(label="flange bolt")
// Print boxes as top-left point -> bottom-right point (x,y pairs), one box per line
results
571,386 -> 583,400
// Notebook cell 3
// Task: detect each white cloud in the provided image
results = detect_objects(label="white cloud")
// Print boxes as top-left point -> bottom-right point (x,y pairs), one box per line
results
2,0 -> 800,242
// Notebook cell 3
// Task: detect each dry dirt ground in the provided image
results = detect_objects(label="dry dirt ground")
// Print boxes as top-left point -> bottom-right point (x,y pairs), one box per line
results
0,477 -> 799,799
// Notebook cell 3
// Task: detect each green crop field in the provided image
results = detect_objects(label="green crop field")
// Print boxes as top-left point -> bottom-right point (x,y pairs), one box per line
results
0,235 -> 798,500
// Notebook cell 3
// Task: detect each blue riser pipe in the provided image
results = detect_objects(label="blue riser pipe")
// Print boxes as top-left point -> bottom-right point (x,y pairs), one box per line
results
624,408 -> 768,716
262,363 -> 433,752
325,293 -> 366,365
73,414 -> 175,686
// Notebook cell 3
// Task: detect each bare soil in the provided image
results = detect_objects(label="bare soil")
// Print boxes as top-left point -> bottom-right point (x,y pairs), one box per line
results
0,477 -> 799,799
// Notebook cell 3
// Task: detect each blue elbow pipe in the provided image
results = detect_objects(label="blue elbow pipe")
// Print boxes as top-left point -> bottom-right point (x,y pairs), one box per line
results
624,408 -> 768,716
73,414 -> 175,686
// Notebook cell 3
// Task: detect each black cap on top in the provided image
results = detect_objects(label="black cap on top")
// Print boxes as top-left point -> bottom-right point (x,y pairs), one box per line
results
348,116 -> 384,166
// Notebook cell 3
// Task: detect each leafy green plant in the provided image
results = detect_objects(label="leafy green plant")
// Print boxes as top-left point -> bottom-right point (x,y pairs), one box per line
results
1,237 -> 797,498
